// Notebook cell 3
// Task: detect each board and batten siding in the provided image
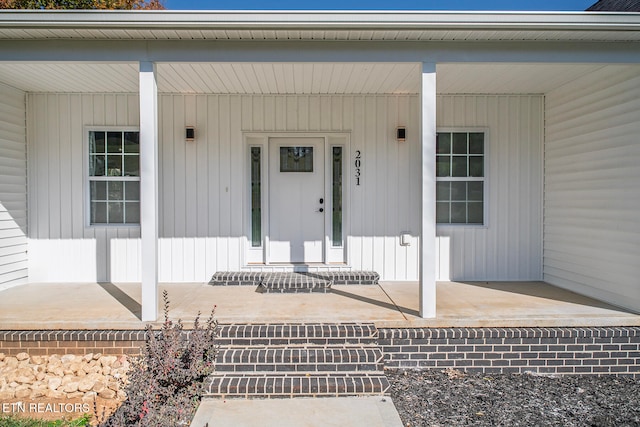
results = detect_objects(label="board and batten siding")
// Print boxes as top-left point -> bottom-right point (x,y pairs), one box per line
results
27,94 -> 141,282
0,83 -> 27,290
156,94 -> 423,281
27,93 -> 542,283
27,94 -> 421,282
436,95 -> 544,281
545,66 -> 640,313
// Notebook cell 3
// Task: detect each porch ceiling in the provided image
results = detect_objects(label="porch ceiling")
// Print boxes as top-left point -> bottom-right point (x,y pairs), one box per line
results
0,62 -> 626,95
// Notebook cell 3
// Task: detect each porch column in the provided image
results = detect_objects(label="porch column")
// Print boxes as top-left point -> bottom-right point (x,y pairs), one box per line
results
419,62 -> 437,318
139,61 -> 159,322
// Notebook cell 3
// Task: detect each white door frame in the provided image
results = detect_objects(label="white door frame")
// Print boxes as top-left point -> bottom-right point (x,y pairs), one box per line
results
243,132 -> 350,266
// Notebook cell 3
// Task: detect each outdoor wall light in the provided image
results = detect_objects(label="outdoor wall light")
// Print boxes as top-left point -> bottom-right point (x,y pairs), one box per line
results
396,127 -> 406,142
185,127 -> 195,141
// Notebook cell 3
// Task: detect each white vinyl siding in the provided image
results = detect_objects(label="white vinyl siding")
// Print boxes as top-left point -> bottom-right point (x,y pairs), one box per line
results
436,95 -> 544,281
0,83 -> 27,290
27,92 -> 543,283
545,65 -> 640,313
27,94 -> 141,282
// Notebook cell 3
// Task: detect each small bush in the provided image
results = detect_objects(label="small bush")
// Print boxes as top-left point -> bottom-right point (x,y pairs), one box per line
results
99,291 -> 218,427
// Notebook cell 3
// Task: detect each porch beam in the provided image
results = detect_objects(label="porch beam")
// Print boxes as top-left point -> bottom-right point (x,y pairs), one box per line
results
3,40 -> 640,64
419,62 -> 437,319
139,61 -> 159,322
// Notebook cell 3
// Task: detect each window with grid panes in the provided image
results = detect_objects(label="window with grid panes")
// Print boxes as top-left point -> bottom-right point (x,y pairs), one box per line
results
436,131 -> 485,225
88,130 -> 140,225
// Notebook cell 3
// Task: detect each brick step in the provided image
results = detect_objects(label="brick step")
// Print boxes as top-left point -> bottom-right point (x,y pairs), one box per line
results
205,372 -> 391,398
217,323 -> 378,346
256,277 -> 331,293
214,346 -> 384,373
209,271 -> 380,293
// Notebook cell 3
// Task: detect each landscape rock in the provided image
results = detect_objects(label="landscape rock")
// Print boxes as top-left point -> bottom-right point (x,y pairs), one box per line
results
0,390 -> 15,399
16,352 -> 30,362
0,352 -> 128,406
15,388 -> 31,399
63,382 -> 79,393
98,388 -> 116,399
48,377 -> 62,391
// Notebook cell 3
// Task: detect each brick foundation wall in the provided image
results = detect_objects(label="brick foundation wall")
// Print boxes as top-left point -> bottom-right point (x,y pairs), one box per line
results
379,327 -> 640,377
2,327 -> 639,377
0,331 -> 146,356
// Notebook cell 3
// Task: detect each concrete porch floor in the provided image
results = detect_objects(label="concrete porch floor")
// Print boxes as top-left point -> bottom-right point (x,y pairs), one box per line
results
0,281 -> 638,330
0,282 -> 640,330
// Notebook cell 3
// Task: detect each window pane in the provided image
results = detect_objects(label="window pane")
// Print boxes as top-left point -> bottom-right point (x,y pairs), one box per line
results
125,202 -> 140,224
108,181 -> 123,201
453,133 -> 467,154
436,156 -> 450,177
436,182 -> 450,201
451,202 -> 466,223
469,133 -> 484,154
89,155 -> 105,177
124,182 -> 140,201
435,132 -> 486,226
451,156 -> 468,177
107,155 -> 122,176
468,181 -> 483,201
90,181 -> 107,201
123,155 -> 140,176
469,156 -> 484,177
436,202 -> 450,224
451,182 -> 466,201
280,147 -> 313,172
250,147 -> 261,247
108,202 -> 124,223
90,131 -> 105,154
91,202 -> 107,224
468,202 -> 483,224
332,146 -> 343,247
107,132 -> 122,153
124,132 -> 139,153
436,133 -> 451,154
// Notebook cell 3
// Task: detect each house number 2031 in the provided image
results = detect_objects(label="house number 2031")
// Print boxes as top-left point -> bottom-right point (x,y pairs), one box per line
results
355,150 -> 362,186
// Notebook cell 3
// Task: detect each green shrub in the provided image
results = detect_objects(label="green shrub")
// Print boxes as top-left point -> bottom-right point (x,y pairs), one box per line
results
99,291 -> 218,427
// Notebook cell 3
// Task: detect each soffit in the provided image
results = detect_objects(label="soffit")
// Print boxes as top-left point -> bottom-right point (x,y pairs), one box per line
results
0,62 -> 630,94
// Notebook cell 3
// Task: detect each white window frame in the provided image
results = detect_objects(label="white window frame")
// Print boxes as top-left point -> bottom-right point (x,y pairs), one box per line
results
435,128 -> 489,228
85,126 -> 141,228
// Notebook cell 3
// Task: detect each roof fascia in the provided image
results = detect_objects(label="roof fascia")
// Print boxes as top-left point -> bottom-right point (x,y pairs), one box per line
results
1,10 -> 640,32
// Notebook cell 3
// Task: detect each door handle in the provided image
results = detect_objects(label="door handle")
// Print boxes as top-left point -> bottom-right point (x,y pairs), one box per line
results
319,198 -> 324,204
317,208 -> 324,213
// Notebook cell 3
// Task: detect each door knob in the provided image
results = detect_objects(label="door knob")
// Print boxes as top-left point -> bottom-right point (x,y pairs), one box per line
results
319,198 -> 324,204
318,208 -> 324,213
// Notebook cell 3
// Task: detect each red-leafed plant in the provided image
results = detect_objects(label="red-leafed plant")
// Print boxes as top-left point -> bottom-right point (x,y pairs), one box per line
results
100,290 -> 218,427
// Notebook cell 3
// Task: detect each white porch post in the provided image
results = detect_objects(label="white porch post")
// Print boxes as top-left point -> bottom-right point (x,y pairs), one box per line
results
139,61 -> 159,321
420,62 -> 437,318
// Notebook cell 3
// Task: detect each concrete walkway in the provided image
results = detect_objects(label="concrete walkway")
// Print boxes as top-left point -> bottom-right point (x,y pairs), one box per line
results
190,397 -> 404,427
0,281 -> 638,329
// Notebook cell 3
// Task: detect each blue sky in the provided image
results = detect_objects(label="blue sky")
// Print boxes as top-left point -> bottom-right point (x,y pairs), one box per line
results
163,0 -> 596,11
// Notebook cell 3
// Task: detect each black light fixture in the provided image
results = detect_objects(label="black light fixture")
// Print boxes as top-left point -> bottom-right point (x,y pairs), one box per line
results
185,127 -> 195,141
396,127 -> 406,142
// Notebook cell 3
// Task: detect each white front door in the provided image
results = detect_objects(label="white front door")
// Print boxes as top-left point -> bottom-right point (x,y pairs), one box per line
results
269,137 -> 325,263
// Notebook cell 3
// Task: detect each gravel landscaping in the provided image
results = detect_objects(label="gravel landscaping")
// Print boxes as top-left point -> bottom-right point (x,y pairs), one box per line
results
387,369 -> 640,427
